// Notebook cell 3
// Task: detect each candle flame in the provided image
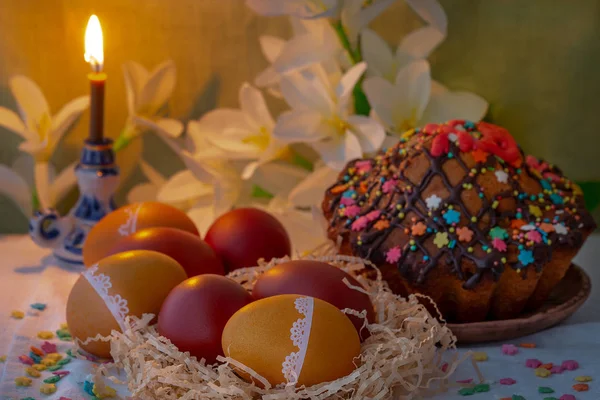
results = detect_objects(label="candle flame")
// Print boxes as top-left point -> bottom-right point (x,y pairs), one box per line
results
84,15 -> 104,72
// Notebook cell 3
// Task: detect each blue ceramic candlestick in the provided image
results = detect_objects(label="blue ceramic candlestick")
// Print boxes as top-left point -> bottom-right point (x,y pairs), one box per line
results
29,138 -> 119,265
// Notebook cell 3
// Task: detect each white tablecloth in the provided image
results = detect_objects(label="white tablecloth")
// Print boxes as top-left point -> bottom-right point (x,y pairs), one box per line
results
0,234 -> 598,399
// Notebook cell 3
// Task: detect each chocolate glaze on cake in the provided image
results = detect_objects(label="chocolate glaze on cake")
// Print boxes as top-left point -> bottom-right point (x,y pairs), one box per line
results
323,120 -> 595,321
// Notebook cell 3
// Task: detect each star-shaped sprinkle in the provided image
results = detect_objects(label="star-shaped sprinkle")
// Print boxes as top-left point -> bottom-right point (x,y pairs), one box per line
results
426,194 -> 443,210
554,224 -> 568,235
411,222 -> 427,236
502,344 -> 519,355
386,246 -> 402,263
499,378 -> 516,385
518,250 -> 535,266
511,219 -> 526,229
471,148 -> 489,163
492,238 -> 507,252
539,223 -> 554,233
457,227 -> 473,242
365,210 -> 381,221
526,230 -> 542,243
30,303 -> 46,311
344,205 -> 361,218
443,209 -> 461,225
520,224 -> 536,231
529,204 -> 543,218
495,170 -> 509,183
340,197 -> 355,206
11,310 -> 24,319
351,217 -> 368,231
382,179 -> 397,194
526,359 -> 543,368
374,220 -> 390,230
489,226 -> 508,240
434,232 -> 449,248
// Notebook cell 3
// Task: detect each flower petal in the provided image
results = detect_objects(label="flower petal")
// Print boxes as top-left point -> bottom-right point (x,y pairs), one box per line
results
361,29 -> 395,80
186,120 -> 228,158
254,66 -> 281,89
157,169 -> 213,206
194,109 -> 250,136
34,161 -> 51,209
19,140 -> 46,159
398,26 -> 445,60
138,60 -> 177,116
280,71 -> 335,114
252,162 -> 309,196
393,60 -> 431,125
272,32 -> 337,75
50,96 -> 90,147
11,154 -> 34,188
50,162 -> 77,206
288,165 -> 339,207
343,0 -> 396,47
405,0 -> 447,33
127,183 -> 159,204
239,83 -> 275,131
420,85 -> 489,125
347,115 -> 385,153
259,35 -> 286,63
0,164 -> 32,217
363,76 -> 397,128
187,204 -> 216,237
336,61 -> 367,109
140,160 -> 166,186
311,131 -> 362,171
155,118 -> 184,138
246,0 -> 339,18
206,136 -> 260,158
9,75 -> 50,129
273,110 -> 325,143
0,107 -> 28,139
381,134 -> 400,149
122,61 -> 150,115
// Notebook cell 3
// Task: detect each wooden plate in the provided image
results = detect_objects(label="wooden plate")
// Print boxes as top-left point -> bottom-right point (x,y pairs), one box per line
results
448,264 -> 591,344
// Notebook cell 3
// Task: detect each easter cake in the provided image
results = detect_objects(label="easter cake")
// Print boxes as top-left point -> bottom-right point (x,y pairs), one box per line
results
322,120 -> 596,322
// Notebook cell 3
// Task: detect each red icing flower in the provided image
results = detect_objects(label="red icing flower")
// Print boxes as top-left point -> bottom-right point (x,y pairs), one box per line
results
457,131 -> 474,152
422,123 -> 440,135
475,122 -> 522,166
431,133 -> 450,156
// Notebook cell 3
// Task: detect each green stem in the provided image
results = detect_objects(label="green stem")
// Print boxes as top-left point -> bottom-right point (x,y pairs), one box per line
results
332,21 -> 371,116
113,125 -> 137,153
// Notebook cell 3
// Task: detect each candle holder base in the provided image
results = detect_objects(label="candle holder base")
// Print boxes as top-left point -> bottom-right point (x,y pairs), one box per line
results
29,139 -> 120,265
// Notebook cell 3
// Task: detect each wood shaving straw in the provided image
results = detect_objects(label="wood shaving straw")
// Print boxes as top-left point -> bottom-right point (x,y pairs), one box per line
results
95,255 -> 464,399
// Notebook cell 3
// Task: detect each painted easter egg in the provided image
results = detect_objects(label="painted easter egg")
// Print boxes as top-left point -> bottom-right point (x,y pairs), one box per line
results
106,227 -> 224,277
253,260 -> 375,340
205,208 -> 291,272
157,275 -> 253,363
222,294 -> 360,387
83,202 -> 199,266
66,250 -> 187,358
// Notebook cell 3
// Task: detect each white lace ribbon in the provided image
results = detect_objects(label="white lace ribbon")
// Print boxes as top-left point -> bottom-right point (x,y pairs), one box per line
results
281,296 -> 314,384
118,203 -> 142,236
82,265 -> 130,331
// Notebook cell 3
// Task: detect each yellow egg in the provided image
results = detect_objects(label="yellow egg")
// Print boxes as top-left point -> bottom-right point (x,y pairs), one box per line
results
83,202 -> 200,266
66,250 -> 187,358
222,294 -> 360,387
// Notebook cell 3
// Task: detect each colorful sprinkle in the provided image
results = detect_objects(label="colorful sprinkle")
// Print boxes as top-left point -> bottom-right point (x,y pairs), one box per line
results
351,216 -> 369,231
559,395 -> 576,400
41,341 -> 57,354
495,170 -> 509,183
526,359 -> 543,368
386,246 -> 402,263
15,376 -> 32,386
11,310 -> 25,319
541,363 -> 554,370
37,330 -> 54,339
25,366 -> 41,378
93,383 -> 118,398
84,380 -> 95,396
434,232 -> 449,248
502,344 -> 519,355
561,360 -> 579,370
426,194 -> 443,210
575,376 -> 592,382
473,383 -> 489,392
490,226 -> 508,240
443,209 -> 461,225
41,358 -> 56,366
572,383 -> 589,391
458,387 -> 475,396
535,368 -> 552,378
492,238 -> 507,252
526,230 -> 542,243
382,179 -> 397,194
53,370 -> 70,377
472,352 -> 488,361
539,387 -> 555,393
40,383 -> 57,394
500,378 -> 516,385
0,355 -> 6,362
57,357 -> 71,366
457,227 -> 474,242
518,250 -> 535,266
43,375 -> 62,384
471,148 -> 489,163
30,303 -> 47,311
511,396 -> 526,400
456,378 -> 473,384
550,366 -> 564,374
411,222 -> 427,236
33,364 -> 46,371
19,355 -> 34,365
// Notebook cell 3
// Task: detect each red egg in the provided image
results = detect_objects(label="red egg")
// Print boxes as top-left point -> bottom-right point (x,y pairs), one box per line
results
252,260 -> 375,340
205,208 -> 291,272
106,227 -> 224,277
157,274 -> 253,363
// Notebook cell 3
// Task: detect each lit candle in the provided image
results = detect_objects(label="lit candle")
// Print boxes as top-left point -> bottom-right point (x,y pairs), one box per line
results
84,15 -> 106,143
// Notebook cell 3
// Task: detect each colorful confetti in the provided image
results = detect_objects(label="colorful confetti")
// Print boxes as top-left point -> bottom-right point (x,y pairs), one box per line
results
538,387 -> 555,393
456,378 -> 473,384
473,383 -> 490,392
572,383 -> 589,392
0,355 -> 6,362
30,303 -> 47,311
32,363 -> 46,371
46,352 -> 63,361
541,363 -> 554,370
499,378 -> 517,385
37,330 -> 54,339
41,341 -> 57,354
575,375 -> 592,382
43,375 -> 62,384
458,387 -> 474,396
535,368 -> 552,378
18,355 -> 34,365
53,370 -> 70,377
14,376 -> 32,386
559,395 -> 576,400
24,366 -> 41,378
561,360 -> 579,371
526,359 -> 542,368
472,352 -> 488,361
40,382 -> 57,394
550,365 -> 564,374
511,395 -> 526,400
11,310 -> 25,319
502,344 -> 519,355
93,383 -> 118,398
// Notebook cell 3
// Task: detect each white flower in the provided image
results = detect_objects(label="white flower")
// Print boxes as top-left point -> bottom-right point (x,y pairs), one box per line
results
0,76 -> 89,162
274,62 -> 385,170
339,0 -> 397,48
426,194 -> 442,210
363,60 -> 488,139
193,83 -> 288,179
288,164 -> 340,208
0,156 -> 77,215
245,0 -> 339,18
495,170 -> 509,184
119,60 -> 183,148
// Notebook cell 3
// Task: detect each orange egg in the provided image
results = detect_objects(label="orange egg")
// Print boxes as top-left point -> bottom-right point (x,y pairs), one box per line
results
222,294 -> 360,387
66,250 -> 187,358
83,202 -> 199,266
